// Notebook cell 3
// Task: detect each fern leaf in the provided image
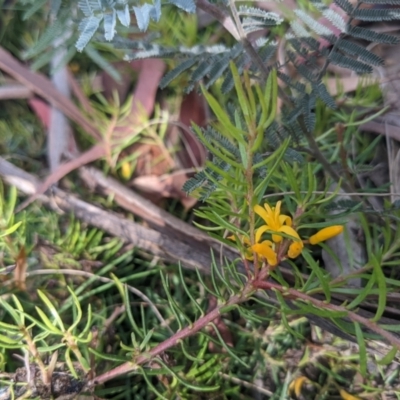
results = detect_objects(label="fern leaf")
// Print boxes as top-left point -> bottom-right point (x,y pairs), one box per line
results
362,0 -> 400,4
182,172 -> 207,194
347,25 -> 399,44
203,127 -> 241,159
314,83 -> 336,109
295,9 -> 333,36
78,0 -> 102,17
334,0 -> 354,14
238,6 -> 280,19
328,51 -> 373,74
283,147 -> 304,164
124,46 -> 176,60
205,45 -> 242,89
290,20 -> 311,38
277,71 -> 306,93
104,9 -> 117,41
116,4 -> 130,26
168,0 -> 196,13
322,9 -> 346,32
205,55 -> 232,89
186,58 -> 213,93
150,0 -> 162,21
76,15 -> 102,52
335,38 -> 383,66
353,8 -> 400,21
159,58 -> 197,88
303,94 -> 316,132
133,4 -> 153,31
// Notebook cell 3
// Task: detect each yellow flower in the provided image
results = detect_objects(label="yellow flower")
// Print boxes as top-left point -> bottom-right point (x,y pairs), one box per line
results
252,240 -> 278,266
288,240 -> 304,259
309,225 -> 344,245
254,201 -> 298,243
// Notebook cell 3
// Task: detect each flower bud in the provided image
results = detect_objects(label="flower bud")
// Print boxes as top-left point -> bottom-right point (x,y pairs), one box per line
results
309,225 -> 344,245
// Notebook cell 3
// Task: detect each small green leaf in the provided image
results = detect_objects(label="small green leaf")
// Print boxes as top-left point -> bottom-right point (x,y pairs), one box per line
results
377,346 -> 397,365
35,307 -> 63,335
354,322 -> 367,377
371,254 -> 386,322
38,290 -> 65,331
0,221 -> 22,238
67,287 -> 82,332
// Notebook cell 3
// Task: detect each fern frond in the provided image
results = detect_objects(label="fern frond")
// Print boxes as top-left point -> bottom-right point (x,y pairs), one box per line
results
182,171 -> 208,194
334,0 -> 354,14
303,94 -> 316,132
294,9 -> 333,36
353,8 -> 400,21
168,0 -> 196,13
362,0 -> 400,4
322,9 -> 346,32
290,21 -> 311,38
335,38 -> 384,66
347,25 -> 400,44
78,0 -> 102,17
76,15 -> 103,51
238,6 -> 280,20
205,55 -> 233,88
203,127 -> 241,159
257,43 -> 277,63
103,9 -> 117,41
133,4 -> 153,31
206,45 -> 243,89
314,83 -> 337,109
159,58 -> 197,89
328,51 -> 373,74
283,147 -> 304,164
277,71 -> 306,93
116,3 -> 130,26
186,58 -> 214,93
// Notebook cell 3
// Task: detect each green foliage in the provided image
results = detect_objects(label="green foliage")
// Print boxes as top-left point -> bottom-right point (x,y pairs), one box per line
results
4,0 -> 400,398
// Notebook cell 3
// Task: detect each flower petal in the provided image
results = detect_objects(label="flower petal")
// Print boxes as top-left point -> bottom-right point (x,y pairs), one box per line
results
274,201 -> 282,219
309,225 -> 344,245
255,225 -> 272,243
252,242 -> 277,266
279,214 -> 292,226
279,225 -> 301,240
254,204 -> 273,226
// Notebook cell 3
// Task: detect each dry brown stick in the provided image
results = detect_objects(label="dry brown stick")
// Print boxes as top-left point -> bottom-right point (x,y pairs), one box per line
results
0,158 -> 236,273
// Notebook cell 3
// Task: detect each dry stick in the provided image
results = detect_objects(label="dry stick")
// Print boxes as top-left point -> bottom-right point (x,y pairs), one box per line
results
0,157 -> 234,274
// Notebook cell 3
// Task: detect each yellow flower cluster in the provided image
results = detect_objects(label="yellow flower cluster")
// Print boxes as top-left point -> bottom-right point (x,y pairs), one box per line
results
250,201 -> 343,267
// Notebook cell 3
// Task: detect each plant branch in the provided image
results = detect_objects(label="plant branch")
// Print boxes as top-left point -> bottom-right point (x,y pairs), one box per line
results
87,283 -> 255,387
254,280 -> 400,350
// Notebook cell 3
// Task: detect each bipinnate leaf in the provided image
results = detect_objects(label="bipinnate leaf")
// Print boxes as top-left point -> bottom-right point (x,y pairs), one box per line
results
168,0 -> 196,13
76,15 -> 102,52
